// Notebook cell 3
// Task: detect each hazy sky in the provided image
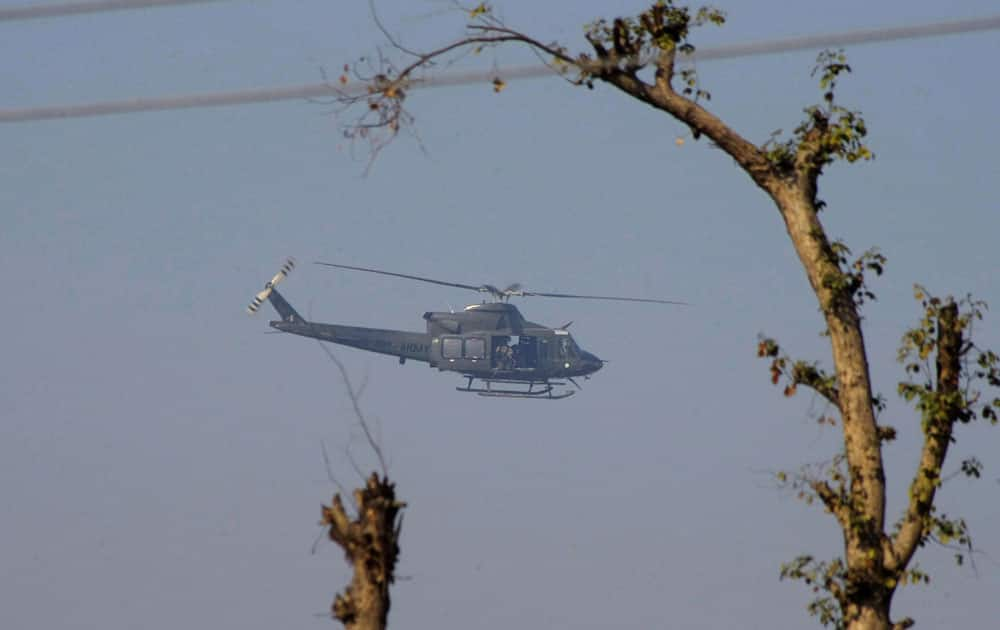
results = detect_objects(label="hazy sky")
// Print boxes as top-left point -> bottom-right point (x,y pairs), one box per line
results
2,1 -> 999,628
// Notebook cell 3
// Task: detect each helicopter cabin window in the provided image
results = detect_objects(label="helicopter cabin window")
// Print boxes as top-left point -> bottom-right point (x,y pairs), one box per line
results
464,337 -> 486,360
441,336 -> 463,359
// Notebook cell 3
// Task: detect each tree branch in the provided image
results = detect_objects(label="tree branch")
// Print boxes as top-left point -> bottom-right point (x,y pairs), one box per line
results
792,361 -> 841,408
889,301 -> 963,572
314,338 -> 388,478
811,479 -> 850,530
346,9 -> 778,189
593,66 -> 777,189
792,109 -> 828,194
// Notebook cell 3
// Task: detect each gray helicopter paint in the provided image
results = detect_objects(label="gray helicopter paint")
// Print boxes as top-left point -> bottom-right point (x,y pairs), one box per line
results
270,319 -> 433,362
264,290 -> 602,384
423,302 -> 547,336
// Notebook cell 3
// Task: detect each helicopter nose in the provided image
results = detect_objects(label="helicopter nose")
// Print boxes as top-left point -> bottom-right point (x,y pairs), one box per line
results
581,351 -> 603,374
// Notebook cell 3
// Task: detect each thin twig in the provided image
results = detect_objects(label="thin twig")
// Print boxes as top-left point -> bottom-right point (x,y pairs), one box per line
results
312,335 -> 388,478
369,0 -> 422,58
321,440 -> 349,498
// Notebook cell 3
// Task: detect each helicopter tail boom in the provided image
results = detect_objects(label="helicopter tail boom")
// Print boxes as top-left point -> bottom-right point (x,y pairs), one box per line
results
270,319 -> 432,364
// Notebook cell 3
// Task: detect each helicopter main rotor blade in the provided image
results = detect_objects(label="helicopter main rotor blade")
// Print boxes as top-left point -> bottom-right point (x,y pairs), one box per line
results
521,290 -> 688,306
314,261 -> 484,293
315,261 -> 685,304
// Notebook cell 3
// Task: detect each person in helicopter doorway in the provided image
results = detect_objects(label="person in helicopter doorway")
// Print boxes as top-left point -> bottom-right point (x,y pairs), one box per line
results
493,338 -> 514,371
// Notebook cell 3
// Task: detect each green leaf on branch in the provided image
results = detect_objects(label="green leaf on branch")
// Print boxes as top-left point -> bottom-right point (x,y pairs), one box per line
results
762,50 -> 873,173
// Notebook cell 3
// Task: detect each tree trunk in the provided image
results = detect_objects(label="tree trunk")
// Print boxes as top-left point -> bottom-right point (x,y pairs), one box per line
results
847,602 -> 891,630
321,473 -> 405,630
770,185 -> 886,523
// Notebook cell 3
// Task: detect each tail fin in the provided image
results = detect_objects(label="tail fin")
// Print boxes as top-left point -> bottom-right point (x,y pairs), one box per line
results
266,288 -> 305,323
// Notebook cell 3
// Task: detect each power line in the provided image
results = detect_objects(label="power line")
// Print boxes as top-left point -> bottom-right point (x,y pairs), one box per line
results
428,14 -> 1000,87
0,84 -> 341,122
2,15 -> 998,123
0,0 -> 232,22
693,14 -> 1000,61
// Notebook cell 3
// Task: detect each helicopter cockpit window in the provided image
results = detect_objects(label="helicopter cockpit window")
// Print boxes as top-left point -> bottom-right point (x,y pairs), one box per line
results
442,336 -> 462,359
464,337 -> 486,360
557,336 -> 580,360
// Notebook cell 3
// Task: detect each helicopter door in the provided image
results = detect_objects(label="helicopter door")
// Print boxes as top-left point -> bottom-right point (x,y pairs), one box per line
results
536,335 -> 552,368
513,335 -> 538,369
491,335 -> 538,371
492,335 -> 514,370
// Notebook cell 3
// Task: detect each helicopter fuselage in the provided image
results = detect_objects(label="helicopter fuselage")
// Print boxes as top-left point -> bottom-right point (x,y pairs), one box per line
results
268,299 -> 603,382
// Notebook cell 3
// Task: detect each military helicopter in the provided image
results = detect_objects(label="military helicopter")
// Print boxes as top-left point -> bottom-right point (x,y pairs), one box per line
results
247,259 -> 684,399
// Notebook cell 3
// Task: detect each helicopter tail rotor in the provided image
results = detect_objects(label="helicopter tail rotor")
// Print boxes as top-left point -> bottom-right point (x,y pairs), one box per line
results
247,258 -> 296,314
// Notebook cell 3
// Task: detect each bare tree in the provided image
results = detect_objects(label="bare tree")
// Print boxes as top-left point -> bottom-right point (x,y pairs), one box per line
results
320,472 -> 403,630
336,2 -> 1000,629
316,339 -> 404,630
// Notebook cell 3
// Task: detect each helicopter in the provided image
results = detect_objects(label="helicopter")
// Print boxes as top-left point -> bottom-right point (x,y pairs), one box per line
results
247,259 -> 684,399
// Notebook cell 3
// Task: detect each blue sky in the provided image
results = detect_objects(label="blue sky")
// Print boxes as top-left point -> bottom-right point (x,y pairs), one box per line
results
2,1 -> 999,628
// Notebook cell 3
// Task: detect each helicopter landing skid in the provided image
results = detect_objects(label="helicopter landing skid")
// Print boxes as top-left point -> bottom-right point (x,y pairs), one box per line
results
457,376 -> 575,400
